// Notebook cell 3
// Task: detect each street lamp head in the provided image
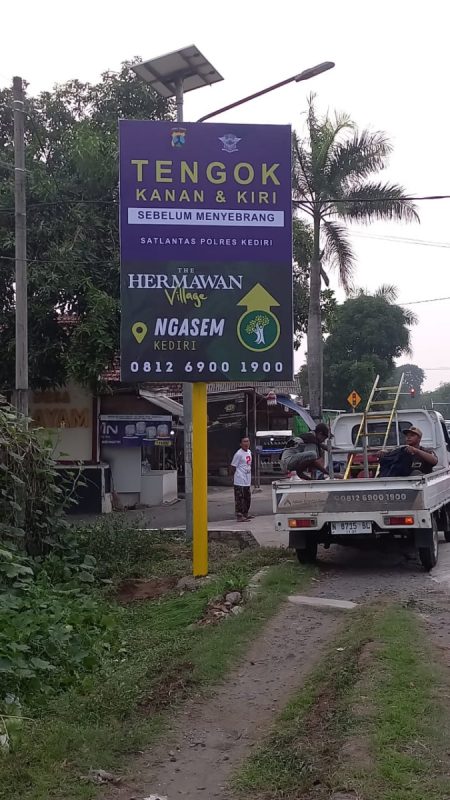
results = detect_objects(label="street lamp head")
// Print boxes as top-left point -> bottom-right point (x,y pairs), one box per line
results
294,61 -> 335,82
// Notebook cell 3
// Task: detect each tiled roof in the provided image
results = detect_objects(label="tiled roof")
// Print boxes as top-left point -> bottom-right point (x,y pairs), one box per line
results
102,356 -> 121,383
58,314 -> 78,326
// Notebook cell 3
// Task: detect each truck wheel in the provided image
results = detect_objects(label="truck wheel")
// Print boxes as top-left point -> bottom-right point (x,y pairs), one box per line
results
418,519 -> 439,571
296,541 -> 318,564
442,507 -> 450,542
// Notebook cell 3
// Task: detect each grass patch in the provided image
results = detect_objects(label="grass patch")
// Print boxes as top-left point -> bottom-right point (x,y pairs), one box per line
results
234,605 -> 374,798
344,605 -> 450,800
0,538 -> 311,800
234,603 -> 450,800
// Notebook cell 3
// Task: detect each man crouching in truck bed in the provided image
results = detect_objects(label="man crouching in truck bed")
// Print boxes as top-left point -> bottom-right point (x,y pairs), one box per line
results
378,426 -> 438,477
280,423 -> 338,479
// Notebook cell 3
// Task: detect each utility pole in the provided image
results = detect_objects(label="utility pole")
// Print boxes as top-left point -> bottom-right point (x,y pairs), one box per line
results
13,76 -> 28,422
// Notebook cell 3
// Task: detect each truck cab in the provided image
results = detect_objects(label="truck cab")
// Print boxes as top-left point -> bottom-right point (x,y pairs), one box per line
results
331,409 -> 450,476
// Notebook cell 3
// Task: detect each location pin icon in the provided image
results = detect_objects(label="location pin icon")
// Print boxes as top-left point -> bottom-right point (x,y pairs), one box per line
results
132,322 -> 147,344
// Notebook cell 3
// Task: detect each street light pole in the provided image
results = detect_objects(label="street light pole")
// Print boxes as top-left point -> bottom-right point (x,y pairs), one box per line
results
13,76 -> 28,423
197,62 -> 335,122
175,78 -> 184,124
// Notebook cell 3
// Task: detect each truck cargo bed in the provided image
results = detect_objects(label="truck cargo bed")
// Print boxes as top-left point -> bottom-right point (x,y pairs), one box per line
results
274,470 -> 450,517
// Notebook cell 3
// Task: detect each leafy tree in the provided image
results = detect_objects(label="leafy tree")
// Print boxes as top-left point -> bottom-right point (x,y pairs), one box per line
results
322,285 -> 417,409
292,95 -> 419,419
0,61 -> 173,391
422,382 -> 450,415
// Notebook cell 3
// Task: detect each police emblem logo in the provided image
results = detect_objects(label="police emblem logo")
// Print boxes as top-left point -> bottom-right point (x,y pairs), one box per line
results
171,128 -> 186,148
219,133 -> 241,153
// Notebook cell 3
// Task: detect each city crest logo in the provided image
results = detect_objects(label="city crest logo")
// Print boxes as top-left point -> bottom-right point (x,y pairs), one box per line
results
171,128 -> 187,148
219,133 -> 241,153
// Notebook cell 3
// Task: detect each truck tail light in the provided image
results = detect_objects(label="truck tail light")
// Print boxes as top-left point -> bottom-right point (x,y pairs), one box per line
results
384,516 -> 415,526
288,518 -> 315,528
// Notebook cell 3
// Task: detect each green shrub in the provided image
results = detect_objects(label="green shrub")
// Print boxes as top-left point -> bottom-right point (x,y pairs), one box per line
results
0,405 -> 119,746
0,545 -> 118,707
0,403 -> 82,556
73,519 -> 188,580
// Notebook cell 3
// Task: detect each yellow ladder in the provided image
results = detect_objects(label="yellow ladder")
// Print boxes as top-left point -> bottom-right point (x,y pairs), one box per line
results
343,373 -> 405,480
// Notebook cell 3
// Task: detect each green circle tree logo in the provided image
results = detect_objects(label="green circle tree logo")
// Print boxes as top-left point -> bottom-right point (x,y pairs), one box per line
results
237,309 -> 280,352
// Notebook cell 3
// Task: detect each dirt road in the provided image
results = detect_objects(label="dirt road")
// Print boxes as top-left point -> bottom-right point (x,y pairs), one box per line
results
108,544 -> 450,800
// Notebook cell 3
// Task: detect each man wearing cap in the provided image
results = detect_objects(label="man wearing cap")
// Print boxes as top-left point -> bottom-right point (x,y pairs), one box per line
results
281,423 -> 333,479
379,426 -> 438,477
403,426 -> 438,475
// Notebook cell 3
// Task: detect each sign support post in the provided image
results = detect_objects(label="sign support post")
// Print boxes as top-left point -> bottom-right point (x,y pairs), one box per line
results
174,88 -> 195,550
192,382 -> 208,575
175,80 -> 207,569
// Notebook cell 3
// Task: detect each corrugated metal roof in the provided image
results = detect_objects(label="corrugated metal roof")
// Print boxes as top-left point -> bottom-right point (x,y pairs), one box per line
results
139,389 -> 184,417
157,381 -> 301,397
209,381 -> 301,392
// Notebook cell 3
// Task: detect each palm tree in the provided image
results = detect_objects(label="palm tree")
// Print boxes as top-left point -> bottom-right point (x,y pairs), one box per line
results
293,95 -> 419,420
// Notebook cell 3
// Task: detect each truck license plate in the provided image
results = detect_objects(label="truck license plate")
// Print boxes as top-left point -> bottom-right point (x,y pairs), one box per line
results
331,521 -> 372,535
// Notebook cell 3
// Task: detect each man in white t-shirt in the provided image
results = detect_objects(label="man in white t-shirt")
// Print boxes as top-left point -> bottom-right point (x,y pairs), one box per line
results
230,436 -> 253,521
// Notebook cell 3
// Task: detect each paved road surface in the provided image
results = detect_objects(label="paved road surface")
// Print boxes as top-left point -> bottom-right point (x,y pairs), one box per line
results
76,485 -> 274,528
77,484 -> 450,562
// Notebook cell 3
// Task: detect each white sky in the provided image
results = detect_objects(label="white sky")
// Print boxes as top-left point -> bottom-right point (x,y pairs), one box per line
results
1,0 -> 449,390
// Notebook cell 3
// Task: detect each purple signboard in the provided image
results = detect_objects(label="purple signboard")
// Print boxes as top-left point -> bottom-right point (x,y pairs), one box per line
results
119,120 -> 292,382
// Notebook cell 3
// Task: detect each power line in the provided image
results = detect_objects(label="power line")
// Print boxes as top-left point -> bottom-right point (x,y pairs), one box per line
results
0,253 -> 117,267
0,160 -> 15,173
0,256 -> 449,295
0,199 -> 117,214
401,296 -> 450,306
351,231 -> 450,249
0,253 -> 449,302
0,193 -> 449,216
294,194 -> 450,205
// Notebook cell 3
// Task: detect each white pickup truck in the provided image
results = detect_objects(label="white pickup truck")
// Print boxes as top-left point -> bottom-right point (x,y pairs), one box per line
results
273,409 -> 450,570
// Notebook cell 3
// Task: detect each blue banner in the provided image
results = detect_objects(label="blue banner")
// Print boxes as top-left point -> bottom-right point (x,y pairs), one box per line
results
100,415 -> 172,447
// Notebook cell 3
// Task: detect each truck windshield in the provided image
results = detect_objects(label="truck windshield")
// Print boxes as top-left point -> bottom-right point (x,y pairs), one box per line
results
351,421 -> 413,449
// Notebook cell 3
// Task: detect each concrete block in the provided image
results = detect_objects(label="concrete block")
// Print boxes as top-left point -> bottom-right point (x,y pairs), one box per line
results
288,595 -> 357,610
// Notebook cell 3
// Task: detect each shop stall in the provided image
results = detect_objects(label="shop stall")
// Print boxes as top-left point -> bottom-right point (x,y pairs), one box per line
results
100,414 -> 177,507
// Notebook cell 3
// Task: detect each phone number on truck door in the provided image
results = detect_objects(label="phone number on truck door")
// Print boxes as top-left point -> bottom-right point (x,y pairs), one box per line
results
336,493 -> 408,503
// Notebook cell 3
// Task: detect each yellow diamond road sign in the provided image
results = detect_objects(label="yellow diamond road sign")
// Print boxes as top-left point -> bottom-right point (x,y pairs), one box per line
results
347,390 -> 362,408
